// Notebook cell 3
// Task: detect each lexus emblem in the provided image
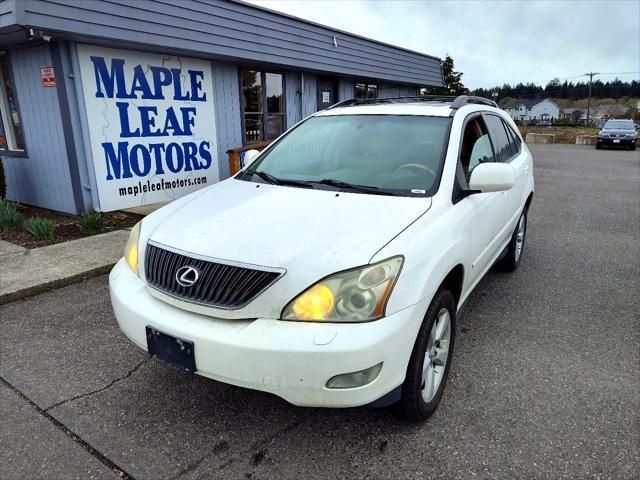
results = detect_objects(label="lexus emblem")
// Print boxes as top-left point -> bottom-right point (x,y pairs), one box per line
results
176,266 -> 199,287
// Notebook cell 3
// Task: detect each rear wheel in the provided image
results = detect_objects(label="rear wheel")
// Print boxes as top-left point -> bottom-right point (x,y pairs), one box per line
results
399,289 -> 456,422
499,209 -> 527,272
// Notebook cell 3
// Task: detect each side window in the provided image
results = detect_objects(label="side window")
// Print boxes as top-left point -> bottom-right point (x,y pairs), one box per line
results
459,116 -> 495,184
504,121 -> 522,156
484,114 -> 513,163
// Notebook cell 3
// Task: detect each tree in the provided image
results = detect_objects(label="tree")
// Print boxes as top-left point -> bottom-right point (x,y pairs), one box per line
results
421,54 -> 467,96
441,54 -> 467,95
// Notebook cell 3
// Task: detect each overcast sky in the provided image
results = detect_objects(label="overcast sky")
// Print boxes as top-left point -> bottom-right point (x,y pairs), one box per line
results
245,0 -> 640,89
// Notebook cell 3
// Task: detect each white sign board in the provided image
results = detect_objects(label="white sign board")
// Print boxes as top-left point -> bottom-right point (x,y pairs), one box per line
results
77,44 -> 218,211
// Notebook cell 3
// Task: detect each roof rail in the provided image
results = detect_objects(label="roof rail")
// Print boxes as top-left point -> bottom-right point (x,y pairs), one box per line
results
326,94 -> 498,111
450,95 -> 498,109
326,95 -> 458,110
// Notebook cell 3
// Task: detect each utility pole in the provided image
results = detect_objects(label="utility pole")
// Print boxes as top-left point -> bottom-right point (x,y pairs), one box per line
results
584,72 -> 599,126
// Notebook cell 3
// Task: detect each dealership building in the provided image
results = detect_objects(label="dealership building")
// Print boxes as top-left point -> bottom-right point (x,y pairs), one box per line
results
0,0 -> 443,213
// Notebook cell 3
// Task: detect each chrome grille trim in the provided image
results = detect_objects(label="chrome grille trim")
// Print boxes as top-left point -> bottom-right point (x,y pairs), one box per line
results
144,242 -> 284,309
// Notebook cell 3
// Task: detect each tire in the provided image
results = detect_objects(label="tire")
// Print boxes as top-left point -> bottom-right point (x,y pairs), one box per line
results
595,143 -> 602,150
499,209 -> 527,272
399,289 -> 456,422
631,144 -> 636,151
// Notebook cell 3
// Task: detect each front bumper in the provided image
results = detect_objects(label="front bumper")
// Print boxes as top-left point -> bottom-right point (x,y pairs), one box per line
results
598,137 -> 636,146
109,259 -> 427,407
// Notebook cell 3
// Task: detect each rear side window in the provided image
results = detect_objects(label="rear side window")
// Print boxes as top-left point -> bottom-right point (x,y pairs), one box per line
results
484,114 -> 513,162
503,121 -> 522,157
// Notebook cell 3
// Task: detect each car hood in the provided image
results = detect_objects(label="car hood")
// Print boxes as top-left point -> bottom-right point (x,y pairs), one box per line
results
601,129 -> 636,135
141,179 -> 431,318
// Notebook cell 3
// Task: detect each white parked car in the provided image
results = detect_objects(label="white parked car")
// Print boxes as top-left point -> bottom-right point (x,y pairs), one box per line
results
110,95 -> 534,421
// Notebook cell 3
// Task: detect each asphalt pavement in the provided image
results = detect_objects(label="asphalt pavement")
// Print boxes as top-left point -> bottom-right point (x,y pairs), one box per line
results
1,144 -> 638,480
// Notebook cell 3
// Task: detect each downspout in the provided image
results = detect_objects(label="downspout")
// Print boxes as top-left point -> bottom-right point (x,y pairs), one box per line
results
299,72 -> 304,121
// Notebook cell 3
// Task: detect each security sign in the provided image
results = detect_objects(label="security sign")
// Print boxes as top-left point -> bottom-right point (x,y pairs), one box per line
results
76,44 -> 218,211
41,66 -> 56,87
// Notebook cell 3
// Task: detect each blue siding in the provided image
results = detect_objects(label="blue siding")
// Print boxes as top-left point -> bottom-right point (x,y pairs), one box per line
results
2,44 -> 77,213
399,85 -> 418,97
338,79 -> 354,102
285,72 -> 317,127
285,71 -> 302,128
302,73 -> 317,118
212,61 -> 242,179
0,0 -> 14,28
16,0 -> 442,86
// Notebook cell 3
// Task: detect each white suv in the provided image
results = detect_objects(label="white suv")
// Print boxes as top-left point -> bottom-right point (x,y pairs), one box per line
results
110,95 -> 534,421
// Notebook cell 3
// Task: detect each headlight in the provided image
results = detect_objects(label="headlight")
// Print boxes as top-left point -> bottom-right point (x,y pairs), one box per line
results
282,256 -> 403,322
124,222 -> 141,275
599,132 -> 608,137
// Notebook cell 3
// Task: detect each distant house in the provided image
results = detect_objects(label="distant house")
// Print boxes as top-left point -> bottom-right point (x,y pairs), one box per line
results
560,108 -> 584,123
504,98 -> 560,124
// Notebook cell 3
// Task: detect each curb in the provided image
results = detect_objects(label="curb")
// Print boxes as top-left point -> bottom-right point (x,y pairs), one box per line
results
0,263 -> 115,306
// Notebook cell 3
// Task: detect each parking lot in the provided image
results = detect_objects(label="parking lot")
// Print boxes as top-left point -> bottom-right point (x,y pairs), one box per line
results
1,143 -> 638,480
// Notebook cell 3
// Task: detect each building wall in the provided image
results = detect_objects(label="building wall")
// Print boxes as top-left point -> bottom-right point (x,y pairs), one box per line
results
379,82 -> 417,98
2,44 -> 77,213
338,79 -> 353,102
15,0 -> 442,87
212,61 -> 243,180
284,71 -> 318,128
0,0 -> 15,28
530,99 -> 559,120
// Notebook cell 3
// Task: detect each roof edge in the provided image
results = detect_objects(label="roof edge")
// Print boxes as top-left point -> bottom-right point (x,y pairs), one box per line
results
228,0 -> 442,62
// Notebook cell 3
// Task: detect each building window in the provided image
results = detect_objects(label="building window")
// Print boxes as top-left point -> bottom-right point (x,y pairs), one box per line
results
241,69 -> 284,144
355,82 -> 377,100
0,51 -> 25,152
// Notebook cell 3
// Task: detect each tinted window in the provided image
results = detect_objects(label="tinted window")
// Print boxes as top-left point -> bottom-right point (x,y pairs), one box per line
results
485,115 -> 512,162
355,82 -> 378,100
604,120 -> 634,130
245,115 -> 450,195
459,116 -> 495,182
504,121 -> 522,156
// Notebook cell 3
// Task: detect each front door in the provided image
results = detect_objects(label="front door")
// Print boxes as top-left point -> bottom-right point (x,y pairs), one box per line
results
317,78 -> 337,110
454,114 -> 509,285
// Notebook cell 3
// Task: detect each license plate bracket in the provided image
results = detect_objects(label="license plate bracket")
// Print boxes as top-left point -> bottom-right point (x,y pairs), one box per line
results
146,327 -> 196,372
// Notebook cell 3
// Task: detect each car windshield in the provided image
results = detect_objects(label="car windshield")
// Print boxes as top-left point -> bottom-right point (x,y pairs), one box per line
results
605,120 -> 634,130
242,115 -> 451,196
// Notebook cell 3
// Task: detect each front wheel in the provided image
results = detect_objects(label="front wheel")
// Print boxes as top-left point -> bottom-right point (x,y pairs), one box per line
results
499,209 -> 527,272
399,289 -> 456,422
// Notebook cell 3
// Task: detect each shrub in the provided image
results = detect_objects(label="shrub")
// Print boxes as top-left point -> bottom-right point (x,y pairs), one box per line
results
24,216 -> 55,240
0,199 -> 20,231
80,212 -> 108,235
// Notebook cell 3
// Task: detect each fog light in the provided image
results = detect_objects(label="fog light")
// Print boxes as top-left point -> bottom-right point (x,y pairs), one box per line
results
326,362 -> 383,389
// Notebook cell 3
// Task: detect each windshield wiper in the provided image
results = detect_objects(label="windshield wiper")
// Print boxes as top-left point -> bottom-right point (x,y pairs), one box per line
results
312,179 -> 400,196
247,170 -> 312,188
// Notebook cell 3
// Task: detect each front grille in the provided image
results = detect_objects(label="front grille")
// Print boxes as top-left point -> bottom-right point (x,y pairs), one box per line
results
144,244 -> 282,309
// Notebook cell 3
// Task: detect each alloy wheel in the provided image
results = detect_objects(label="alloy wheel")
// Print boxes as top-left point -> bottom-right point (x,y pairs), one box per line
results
421,308 -> 451,402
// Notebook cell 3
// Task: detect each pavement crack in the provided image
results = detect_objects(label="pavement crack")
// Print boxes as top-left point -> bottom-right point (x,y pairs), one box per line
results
0,375 -> 137,480
45,355 -> 151,412
215,415 -> 309,472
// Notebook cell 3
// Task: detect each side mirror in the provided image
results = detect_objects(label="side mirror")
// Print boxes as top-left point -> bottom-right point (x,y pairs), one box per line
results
468,162 -> 516,193
242,149 -> 261,168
